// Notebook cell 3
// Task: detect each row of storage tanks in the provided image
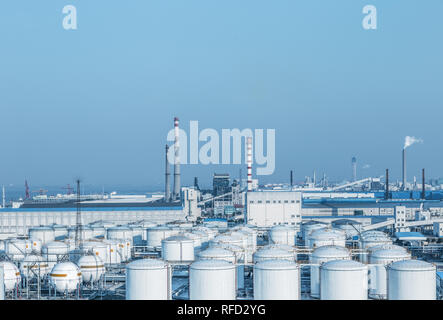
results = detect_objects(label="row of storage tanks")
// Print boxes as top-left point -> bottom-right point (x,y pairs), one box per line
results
126,221 -> 437,300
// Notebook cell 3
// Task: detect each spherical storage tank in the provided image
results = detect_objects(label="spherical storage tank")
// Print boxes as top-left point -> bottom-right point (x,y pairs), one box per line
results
20,254 -> 49,279
0,261 -> 21,291
189,260 -> 236,300
387,260 -> 436,300
253,247 -> 295,264
310,246 -> 351,298
126,259 -> 171,300
269,225 -> 296,246
308,228 -> 346,249
29,227 -> 55,245
161,235 -> 195,262
49,262 -> 82,293
320,260 -> 368,300
368,248 -> 411,299
77,255 -> 105,283
254,260 -> 300,300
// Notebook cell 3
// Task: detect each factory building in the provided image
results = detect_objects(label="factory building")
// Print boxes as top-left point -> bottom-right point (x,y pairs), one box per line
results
246,191 -> 302,227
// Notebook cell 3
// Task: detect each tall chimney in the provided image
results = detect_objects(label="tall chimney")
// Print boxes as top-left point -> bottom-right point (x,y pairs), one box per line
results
385,169 -> 389,200
165,144 -> 171,202
290,170 -> 293,188
422,168 -> 425,200
352,157 -> 357,182
173,117 -> 181,200
247,137 -> 253,192
402,149 -> 406,191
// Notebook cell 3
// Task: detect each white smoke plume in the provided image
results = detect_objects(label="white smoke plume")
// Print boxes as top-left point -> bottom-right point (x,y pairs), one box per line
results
362,164 -> 371,169
404,136 -> 423,149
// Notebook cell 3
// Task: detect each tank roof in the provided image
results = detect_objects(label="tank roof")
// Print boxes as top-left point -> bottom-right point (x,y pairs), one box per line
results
312,245 -> 350,258
371,248 -> 411,259
254,259 -> 298,270
163,235 -> 193,242
388,259 -> 435,271
190,259 -> 235,270
197,247 -> 235,258
321,259 -> 367,271
126,259 -> 168,270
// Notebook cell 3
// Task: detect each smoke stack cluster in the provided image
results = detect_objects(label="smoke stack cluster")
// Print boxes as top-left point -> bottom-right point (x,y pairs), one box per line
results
247,137 -> 253,192
173,117 -> 181,201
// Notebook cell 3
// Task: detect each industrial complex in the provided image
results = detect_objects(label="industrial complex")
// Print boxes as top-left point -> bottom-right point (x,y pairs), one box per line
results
0,118 -> 443,300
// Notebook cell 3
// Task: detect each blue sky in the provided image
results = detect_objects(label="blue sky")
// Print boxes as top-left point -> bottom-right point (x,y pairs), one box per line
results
0,0 -> 442,189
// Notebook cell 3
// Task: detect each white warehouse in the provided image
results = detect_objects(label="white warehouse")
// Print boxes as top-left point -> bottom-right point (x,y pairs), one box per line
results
246,191 -> 302,227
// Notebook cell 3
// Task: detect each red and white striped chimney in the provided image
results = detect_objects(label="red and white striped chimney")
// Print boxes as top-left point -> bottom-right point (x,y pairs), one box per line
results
247,137 -> 253,192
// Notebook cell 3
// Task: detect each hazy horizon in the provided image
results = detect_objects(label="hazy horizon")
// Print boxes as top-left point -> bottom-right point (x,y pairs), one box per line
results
1,1 -> 442,188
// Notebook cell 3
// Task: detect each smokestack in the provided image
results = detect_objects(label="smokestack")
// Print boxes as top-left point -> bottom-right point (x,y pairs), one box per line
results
385,169 -> 389,200
173,117 -> 181,200
290,170 -> 293,187
422,168 -> 426,200
247,137 -> 253,192
352,157 -> 357,182
165,144 -> 171,202
402,149 -> 406,191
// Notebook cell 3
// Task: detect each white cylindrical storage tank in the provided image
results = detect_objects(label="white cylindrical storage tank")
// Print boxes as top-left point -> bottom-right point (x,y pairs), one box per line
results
0,261 -> 20,291
361,230 -> 389,239
189,260 -> 236,300
0,266 -> 4,300
197,247 -> 236,264
77,255 -> 105,283
90,226 -> 106,239
210,234 -> 244,249
161,235 -> 195,263
209,243 -> 245,289
253,247 -> 295,264
128,226 -> 144,246
20,254 -> 49,279
359,235 -> 393,263
80,241 -> 109,263
29,227 -> 55,245
262,244 -> 297,256
52,225 -> 68,240
320,260 -> 368,300
193,226 -> 218,241
254,259 -> 300,300
269,225 -> 296,246
387,260 -> 436,300
146,226 -> 176,248
302,222 -> 328,246
182,232 -> 203,252
308,228 -> 346,249
369,248 -> 411,299
103,240 -> 121,264
42,241 -> 70,270
67,226 -> 94,241
310,245 -> 351,298
191,230 -> 210,250
49,262 -> 82,293
106,226 -> 133,242
126,259 -> 171,300
5,239 -> 32,261
140,221 -> 157,241
331,219 -> 362,239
